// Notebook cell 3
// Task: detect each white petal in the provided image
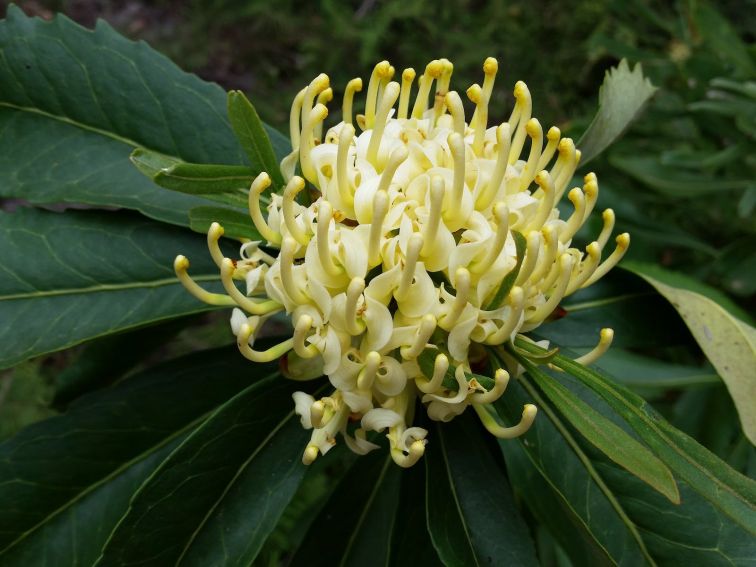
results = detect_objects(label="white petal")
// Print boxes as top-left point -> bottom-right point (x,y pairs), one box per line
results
292,392 -> 315,429
362,408 -> 403,431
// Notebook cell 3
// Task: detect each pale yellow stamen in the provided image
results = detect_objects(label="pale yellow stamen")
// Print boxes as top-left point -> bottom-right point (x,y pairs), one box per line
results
575,328 -> 614,366
368,190 -> 389,266
367,81 -> 401,164
476,123 -> 511,210
484,287 -> 525,344
377,145 -> 409,192
280,237 -> 310,304
365,61 -> 392,129
336,123 -> 356,208
597,209 -> 615,250
398,68 -> 416,119
444,91 -> 466,136
400,314 -> 437,360
345,277 -> 367,335
396,233 -> 424,300
293,314 -> 320,358
301,73 -> 329,130
432,58 -> 454,121
474,402 -> 537,439
416,352 -> 449,394
565,242 -> 601,295
283,176 -> 311,246
514,231 -> 543,285
289,87 -> 307,149
527,171 -> 556,231
582,174 -> 599,219
467,84 -> 487,155
174,255 -> 235,306
448,132 -> 466,216
508,82 -> 532,164
536,126 -> 561,171
237,322 -> 293,363
470,368 -> 509,404
519,118 -> 543,190
528,254 -> 575,321
411,60 -> 443,119
527,225 -> 558,284
343,78 -> 363,126
207,222 -> 225,269
559,188 -> 587,243
357,351 -> 382,390
471,202 -> 509,274
421,176 -> 445,256
582,234 -> 630,287
440,267 -> 471,330
248,173 -> 281,245
317,201 -> 342,276
299,104 -> 329,184
220,258 -> 282,315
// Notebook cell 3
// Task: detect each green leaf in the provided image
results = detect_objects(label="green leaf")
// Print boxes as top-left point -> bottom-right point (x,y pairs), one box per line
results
624,262 -> 756,444
485,230 -> 526,310
537,270 -> 691,349
130,148 -> 254,209
515,354 -> 680,503
516,339 -> 756,534
97,374 -> 317,566
0,346 -> 266,563
228,90 -> 285,188
189,206 -> 261,240
577,59 -> 657,166
0,208 -> 226,369
426,413 -> 537,567
288,451 -> 403,566
52,318 -> 186,407
0,7 -> 289,226
388,458 -> 440,566
609,154 -> 751,197
496,378 -> 651,566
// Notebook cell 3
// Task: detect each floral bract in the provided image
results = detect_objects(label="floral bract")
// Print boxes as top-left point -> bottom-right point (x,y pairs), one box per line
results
176,57 -> 629,467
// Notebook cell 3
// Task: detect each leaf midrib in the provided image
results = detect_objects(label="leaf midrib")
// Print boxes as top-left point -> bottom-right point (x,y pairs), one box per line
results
0,274 -> 218,301
438,425 -> 480,567
0,101 -> 142,149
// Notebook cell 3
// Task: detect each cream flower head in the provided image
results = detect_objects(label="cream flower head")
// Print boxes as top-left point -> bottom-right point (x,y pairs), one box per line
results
176,57 -> 629,467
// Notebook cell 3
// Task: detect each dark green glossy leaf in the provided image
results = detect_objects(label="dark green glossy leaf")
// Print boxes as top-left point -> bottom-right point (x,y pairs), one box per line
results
97,374 -> 317,566
388,458 -> 439,566
52,318 -> 187,407
0,7 -> 289,226
486,230 -> 526,310
426,412 -> 537,566
189,206 -> 261,240
516,339 -> 756,533
496,376 -> 651,566
130,148 -> 253,210
228,90 -> 285,188
515,354 -> 679,503
577,59 -> 657,166
289,451 -> 402,567
0,346 -> 264,563
0,208 -> 227,368
537,270 -> 691,349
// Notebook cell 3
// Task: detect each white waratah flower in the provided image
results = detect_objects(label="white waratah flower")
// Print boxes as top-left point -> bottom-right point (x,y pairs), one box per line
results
176,57 -> 629,468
